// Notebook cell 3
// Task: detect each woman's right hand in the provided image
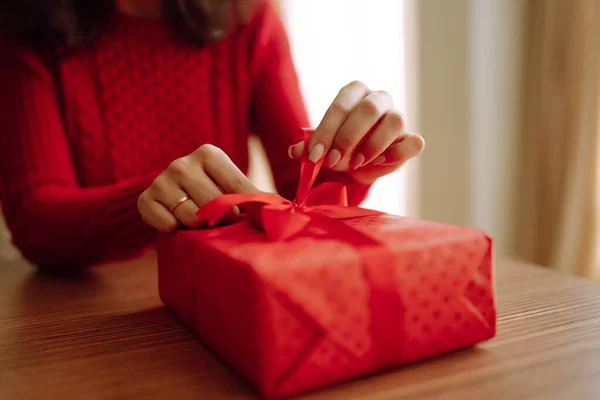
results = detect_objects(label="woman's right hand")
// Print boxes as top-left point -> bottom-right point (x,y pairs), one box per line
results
138,144 -> 259,232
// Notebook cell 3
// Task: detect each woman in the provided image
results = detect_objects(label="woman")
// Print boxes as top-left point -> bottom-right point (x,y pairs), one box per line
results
0,0 -> 424,268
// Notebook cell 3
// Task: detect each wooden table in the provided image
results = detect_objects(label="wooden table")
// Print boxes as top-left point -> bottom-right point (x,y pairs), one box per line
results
2,253 -> 600,400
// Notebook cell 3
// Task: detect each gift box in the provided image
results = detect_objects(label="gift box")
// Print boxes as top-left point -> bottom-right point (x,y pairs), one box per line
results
157,133 -> 496,398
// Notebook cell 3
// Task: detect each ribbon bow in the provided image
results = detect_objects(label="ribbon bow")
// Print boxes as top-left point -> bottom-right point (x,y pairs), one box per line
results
196,130 -> 382,241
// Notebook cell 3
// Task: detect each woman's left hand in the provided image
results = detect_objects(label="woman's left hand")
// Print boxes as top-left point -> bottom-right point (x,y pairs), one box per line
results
288,80 -> 424,184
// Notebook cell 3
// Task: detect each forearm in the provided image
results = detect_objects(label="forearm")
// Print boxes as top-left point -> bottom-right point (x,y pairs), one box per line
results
4,174 -> 157,268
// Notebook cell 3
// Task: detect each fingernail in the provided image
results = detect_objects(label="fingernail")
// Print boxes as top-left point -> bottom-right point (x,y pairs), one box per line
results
372,155 -> 386,165
308,143 -> 325,163
325,149 -> 342,168
288,142 -> 304,159
350,153 -> 365,170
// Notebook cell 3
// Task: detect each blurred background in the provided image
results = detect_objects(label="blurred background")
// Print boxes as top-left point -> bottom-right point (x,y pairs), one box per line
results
2,0 -> 600,279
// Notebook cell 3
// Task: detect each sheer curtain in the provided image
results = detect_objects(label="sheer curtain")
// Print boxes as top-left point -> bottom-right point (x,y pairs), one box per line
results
279,0 -> 408,215
516,0 -> 600,277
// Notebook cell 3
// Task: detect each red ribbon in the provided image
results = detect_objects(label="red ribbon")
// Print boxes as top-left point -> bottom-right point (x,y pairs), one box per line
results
196,130 -> 382,241
195,129 -> 406,374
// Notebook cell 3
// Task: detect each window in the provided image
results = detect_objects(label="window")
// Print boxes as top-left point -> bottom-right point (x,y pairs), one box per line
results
281,0 -> 408,214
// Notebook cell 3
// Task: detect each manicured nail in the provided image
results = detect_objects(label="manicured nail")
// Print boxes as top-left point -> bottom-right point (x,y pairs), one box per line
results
372,155 -> 386,166
325,149 -> 342,168
350,153 -> 365,170
288,142 -> 304,159
308,143 -> 325,163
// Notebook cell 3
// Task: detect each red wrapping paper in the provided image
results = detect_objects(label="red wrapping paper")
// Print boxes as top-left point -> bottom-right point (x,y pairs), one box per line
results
157,131 -> 496,398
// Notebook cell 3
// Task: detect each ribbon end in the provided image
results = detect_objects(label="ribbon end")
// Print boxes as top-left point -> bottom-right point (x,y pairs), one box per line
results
294,127 -> 324,206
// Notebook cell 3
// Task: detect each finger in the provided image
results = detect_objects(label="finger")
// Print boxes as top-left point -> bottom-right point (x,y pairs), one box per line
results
195,144 -> 259,194
138,190 -> 179,233
288,140 -> 304,160
372,133 -> 425,166
308,81 -> 370,163
151,174 -> 204,228
169,193 -> 202,229
335,91 -> 394,169
178,171 -> 241,226
357,109 -> 406,165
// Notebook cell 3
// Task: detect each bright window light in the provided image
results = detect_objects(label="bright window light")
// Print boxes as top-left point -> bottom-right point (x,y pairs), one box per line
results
281,0 -> 408,215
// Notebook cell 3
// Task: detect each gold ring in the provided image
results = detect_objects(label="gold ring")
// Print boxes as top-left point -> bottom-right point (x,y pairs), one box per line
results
169,196 -> 190,212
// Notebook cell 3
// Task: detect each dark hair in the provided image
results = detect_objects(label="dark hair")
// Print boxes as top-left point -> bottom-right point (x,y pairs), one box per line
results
0,0 -> 256,49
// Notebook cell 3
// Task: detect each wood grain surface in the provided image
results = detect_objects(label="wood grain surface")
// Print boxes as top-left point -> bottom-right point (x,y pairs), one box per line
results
2,252 -> 600,400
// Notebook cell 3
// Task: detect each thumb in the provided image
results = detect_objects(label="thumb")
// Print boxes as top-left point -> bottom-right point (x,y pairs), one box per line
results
288,141 -> 305,161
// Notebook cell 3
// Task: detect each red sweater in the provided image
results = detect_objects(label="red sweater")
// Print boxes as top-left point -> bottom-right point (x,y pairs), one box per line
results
0,3 -> 369,268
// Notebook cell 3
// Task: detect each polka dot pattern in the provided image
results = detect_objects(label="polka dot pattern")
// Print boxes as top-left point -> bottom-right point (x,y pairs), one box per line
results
463,237 -> 497,330
278,339 -> 366,397
262,238 -> 373,361
206,208 -> 495,395
284,214 -> 495,366
265,292 -> 316,378
384,221 -> 494,363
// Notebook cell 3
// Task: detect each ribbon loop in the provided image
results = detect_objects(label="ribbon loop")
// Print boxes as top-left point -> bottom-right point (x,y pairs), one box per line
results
195,128 -> 382,240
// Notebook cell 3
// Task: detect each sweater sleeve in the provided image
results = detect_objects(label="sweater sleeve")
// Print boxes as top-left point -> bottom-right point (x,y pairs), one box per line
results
0,42 -> 157,268
247,2 -> 371,205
